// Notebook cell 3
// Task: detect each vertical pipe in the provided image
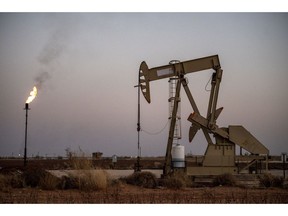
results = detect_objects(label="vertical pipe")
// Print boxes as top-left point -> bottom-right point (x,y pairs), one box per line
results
24,103 -> 29,167
135,73 -> 141,172
164,79 -> 181,175
283,153 -> 286,179
137,75 -> 140,153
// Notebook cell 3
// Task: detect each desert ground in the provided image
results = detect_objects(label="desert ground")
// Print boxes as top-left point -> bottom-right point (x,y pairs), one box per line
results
0,157 -> 287,204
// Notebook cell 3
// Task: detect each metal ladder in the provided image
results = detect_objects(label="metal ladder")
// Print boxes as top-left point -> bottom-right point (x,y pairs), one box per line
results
169,77 -> 182,141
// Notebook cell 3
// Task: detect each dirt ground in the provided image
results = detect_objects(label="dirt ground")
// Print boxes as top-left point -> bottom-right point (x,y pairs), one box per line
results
1,183 -> 288,204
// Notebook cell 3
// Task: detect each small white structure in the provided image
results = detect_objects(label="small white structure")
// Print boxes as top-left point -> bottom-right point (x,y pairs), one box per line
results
112,155 -> 117,163
171,144 -> 185,168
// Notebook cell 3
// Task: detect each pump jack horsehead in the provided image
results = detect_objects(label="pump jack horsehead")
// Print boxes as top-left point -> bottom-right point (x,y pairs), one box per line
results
138,55 -> 269,176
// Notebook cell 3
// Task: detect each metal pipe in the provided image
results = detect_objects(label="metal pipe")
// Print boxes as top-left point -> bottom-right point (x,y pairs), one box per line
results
24,103 -> 29,167
164,79 -> 181,175
134,73 -> 142,172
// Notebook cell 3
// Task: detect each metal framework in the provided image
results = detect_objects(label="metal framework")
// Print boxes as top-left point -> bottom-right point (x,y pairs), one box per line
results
138,55 -> 269,176
168,76 -> 182,141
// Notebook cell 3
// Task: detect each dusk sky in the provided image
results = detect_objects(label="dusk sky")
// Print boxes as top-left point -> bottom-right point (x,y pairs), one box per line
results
0,13 -> 288,158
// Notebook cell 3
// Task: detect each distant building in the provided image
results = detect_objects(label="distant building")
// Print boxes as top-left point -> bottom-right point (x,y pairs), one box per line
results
92,152 -> 103,159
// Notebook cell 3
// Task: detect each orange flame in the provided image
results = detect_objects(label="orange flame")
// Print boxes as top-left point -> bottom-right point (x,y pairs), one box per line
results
26,86 -> 38,104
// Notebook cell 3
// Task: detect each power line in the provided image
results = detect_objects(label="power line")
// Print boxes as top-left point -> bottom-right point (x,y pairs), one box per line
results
141,120 -> 170,135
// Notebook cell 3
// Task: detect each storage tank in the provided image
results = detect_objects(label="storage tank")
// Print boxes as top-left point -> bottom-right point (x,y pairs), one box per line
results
112,155 -> 117,163
171,144 -> 185,168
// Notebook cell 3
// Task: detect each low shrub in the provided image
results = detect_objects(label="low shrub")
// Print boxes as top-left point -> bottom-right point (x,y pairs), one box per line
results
39,172 -> 62,190
70,157 -> 94,170
0,172 -> 25,190
23,168 -> 63,189
23,168 -> 47,187
62,170 -> 108,191
124,171 -> 157,188
259,173 -> 284,188
160,177 -> 185,189
61,175 -> 79,189
213,173 -> 236,186
78,170 -> 108,191
0,174 -> 8,191
273,176 -> 284,188
160,173 -> 192,189
65,148 -> 94,169
9,172 -> 24,188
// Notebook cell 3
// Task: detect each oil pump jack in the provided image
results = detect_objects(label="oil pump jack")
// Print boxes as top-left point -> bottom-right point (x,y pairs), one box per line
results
138,55 -> 269,176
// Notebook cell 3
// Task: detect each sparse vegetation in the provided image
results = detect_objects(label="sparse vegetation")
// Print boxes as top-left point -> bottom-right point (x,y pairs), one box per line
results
62,148 -> 108,191
0,172 -> 24,191
160,172 -> 192,189
77,170 -> 108,191
9,172 -> 25,188
23,168 -> 46,187
1,156 -> 288,203
259,173 -> 284,188
0,174 -> 8,191
70,157 -> 94,169
124,171 -> 157,188
213,173 -> 236,186
39,172 -> 62,190
161,176 -> 184,189
66,147 -> 94,169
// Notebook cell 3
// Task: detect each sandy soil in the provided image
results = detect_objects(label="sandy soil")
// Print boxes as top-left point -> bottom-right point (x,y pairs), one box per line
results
1,184 -> 288,204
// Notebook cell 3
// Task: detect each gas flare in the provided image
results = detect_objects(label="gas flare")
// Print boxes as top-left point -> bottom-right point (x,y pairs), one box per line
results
25,86 -> 37,104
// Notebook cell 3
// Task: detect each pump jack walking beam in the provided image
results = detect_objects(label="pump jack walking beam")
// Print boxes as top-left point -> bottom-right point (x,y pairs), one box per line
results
139,55 -> 220,104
